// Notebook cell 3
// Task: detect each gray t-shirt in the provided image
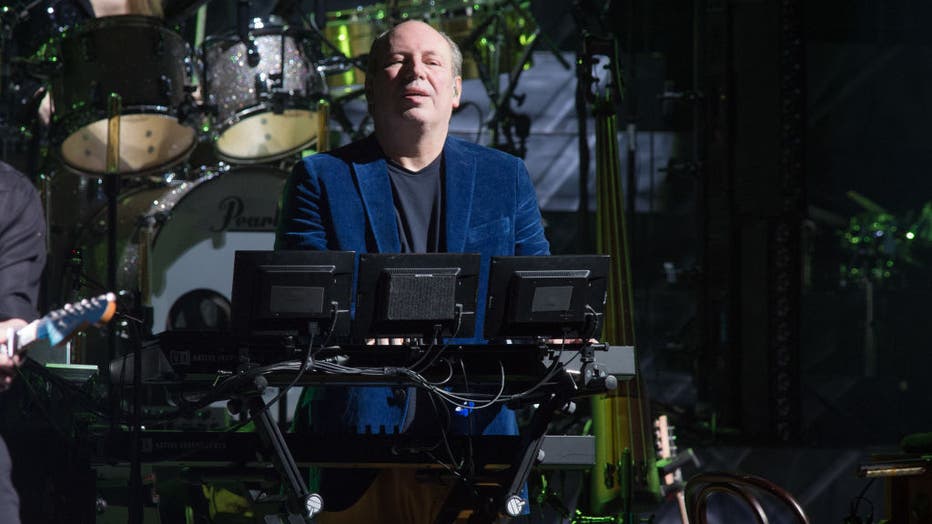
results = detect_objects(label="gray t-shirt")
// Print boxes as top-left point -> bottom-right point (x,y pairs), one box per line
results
387,155 -> 444,253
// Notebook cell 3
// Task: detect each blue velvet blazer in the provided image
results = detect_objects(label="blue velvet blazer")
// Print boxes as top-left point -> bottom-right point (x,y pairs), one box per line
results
276,134 -> 550,437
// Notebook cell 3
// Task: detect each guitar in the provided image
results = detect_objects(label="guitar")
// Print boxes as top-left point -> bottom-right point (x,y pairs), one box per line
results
655,414 -> 697,524
2,293 -> 117,357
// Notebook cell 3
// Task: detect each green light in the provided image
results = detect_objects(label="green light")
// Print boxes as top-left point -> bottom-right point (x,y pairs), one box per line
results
906,231 -> 916,240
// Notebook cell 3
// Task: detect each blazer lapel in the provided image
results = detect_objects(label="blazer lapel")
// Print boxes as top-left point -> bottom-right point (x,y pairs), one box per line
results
444,138 -> 476,253
354,148 -> 400,253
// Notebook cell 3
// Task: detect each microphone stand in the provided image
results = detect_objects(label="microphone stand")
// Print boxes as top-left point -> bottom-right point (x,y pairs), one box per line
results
238,0 -> 259,67
101,92 -> 145,524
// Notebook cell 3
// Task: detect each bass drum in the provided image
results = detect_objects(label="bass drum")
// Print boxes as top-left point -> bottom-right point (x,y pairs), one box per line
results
68,166 -> 287,367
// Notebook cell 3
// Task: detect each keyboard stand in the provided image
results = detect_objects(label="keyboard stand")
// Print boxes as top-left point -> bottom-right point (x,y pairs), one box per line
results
433,369 -> 578,524
239,377 -> 323,523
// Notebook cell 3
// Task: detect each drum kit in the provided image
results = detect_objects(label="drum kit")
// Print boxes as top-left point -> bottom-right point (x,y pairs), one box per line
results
3,0 -> 538,367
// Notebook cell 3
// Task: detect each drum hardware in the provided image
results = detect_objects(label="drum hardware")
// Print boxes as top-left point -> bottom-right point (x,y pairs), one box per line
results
317,6 -> 377,89
103,91 -> 122,369
236,0 -> 261,68
315,55 -> 356,78
316,98 -> 330,152
99,89 -> 146,524
468,0 -> 569,158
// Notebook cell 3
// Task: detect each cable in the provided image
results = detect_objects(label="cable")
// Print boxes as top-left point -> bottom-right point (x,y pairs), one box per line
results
425,358 -> 454,386
256,305 -> 342,416
847,478 -> 875,524
452,101 -> 486,144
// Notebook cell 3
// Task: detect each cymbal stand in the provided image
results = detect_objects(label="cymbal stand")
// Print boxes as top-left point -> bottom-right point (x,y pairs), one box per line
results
102,92 -> 143,524
471,0 -> 570,157
104,93 -> 122,434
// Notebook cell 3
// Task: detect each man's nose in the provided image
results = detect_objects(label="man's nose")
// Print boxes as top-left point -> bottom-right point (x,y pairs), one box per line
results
406,59 -> 428,80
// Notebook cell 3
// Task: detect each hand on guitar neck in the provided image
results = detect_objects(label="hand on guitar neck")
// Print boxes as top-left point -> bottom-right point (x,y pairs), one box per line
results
0,293 -> 117,391
0,319 -> 27,391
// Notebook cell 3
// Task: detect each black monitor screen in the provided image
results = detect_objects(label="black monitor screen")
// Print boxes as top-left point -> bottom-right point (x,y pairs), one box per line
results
231,250 -> 355,340
484,255 -> 610,340
353,253 -> 481,342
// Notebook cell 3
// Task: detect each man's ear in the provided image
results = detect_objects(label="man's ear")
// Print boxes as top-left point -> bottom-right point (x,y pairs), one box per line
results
452,77 -> 462,107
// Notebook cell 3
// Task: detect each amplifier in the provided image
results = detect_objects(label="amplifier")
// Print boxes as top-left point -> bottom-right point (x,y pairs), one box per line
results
156,331 -> 239,375
154,331 -> 319,376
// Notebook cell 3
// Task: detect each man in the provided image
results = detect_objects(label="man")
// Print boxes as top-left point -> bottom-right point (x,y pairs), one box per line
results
276,20 -> 549,522
0,161 -> 47,524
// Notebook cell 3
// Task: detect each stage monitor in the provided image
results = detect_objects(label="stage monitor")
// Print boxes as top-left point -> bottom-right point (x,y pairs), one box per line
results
231,250 -> 355,340
353,253 -> 481,342
483,255 -> 610,340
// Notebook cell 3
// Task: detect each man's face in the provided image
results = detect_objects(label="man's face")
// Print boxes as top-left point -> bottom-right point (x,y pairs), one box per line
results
367,21 -> 462,131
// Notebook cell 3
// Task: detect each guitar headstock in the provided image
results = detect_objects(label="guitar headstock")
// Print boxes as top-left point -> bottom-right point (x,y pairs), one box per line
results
655,414 -> 677,459
35,293 -> 118,348
655,414 -> 684,488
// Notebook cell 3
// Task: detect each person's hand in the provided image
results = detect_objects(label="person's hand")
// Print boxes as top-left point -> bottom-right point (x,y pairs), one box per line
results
0,319 -> 26,391
365,338 -> 407,346
545,338 -> 600,346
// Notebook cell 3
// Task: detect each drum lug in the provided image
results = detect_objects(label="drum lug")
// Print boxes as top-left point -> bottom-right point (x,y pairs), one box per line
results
89,81 -> 103,107
254,72 -> 265,95
80,34 -> 96,62
183,54 -> 195,79
246,36 -> 261,68
176,93 -> 202,127
160,75 -> 174,99
154,31 -> 166,56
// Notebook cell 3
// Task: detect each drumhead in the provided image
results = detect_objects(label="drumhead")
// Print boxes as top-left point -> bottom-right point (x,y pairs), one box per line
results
147,166 -> 288,333
215,109 -> 318,163
60,113 -> 197,176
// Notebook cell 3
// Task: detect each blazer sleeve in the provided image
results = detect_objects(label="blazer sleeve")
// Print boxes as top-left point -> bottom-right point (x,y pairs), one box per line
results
513,161 -> 550,256
275,158 -> 329,250
0,173 -> 46,322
